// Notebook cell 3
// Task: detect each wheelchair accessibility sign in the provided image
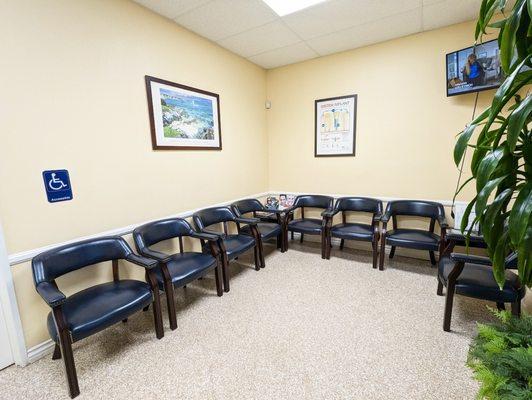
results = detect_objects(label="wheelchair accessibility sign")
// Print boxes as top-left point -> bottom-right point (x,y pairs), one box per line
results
42,170 -> 73,203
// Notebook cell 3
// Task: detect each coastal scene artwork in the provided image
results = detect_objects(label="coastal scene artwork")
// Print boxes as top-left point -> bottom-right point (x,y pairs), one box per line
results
145,76 -> 222,150
314,94 -> 356,157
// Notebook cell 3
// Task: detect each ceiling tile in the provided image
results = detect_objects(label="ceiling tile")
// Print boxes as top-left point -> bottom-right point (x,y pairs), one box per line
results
248,42 -> 318,69
422,0 -> 482,31
133,0 -> 213,19
218,20 -> 301,58
174,0 -> 278,41
283,0 -> 422,40
307,8 -> 423,56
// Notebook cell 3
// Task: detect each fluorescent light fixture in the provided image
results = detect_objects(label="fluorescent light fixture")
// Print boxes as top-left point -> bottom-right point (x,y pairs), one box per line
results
262,0 -> 327,16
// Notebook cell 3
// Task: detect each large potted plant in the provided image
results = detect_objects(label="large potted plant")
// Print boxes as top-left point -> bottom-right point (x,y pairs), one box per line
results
454,0 -> 532,288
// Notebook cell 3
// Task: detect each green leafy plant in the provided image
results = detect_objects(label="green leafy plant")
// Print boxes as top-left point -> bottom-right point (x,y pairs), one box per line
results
454,0 -> 532,288
467,308 -> 532,399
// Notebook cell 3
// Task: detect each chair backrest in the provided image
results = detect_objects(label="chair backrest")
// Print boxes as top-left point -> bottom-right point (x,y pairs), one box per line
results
385,200 -> 444,219
334,197 -> 382,215
232,198 -> 264,216
193,206 -> 236,231
32,237 -> 132,286
133,218 -> 194,252
293,195 -> 333,210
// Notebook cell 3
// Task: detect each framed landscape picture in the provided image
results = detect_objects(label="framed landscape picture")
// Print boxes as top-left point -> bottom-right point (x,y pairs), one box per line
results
145,75 -> 222,150
314,94 -> 357,157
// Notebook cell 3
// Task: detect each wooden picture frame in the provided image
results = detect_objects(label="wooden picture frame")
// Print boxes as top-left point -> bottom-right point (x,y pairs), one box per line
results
145,75 -> 222,150
314,94 -> 357,157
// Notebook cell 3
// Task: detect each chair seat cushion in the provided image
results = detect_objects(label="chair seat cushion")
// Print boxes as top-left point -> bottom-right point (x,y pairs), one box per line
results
385,229 -> 439,251
287,218 -> 323,234
241,222 -> 281,240
155,252 -> 217,289
222,234 -> 255,260
331,223 -> 374,241
47,280 -> 152,343
438,257 -> 525,303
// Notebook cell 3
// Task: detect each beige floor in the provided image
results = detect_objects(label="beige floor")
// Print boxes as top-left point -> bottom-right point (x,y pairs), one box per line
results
0,242 -> 492,399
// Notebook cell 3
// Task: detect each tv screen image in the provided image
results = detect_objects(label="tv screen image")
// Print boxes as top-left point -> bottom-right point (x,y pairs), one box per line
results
446,39 -> 503,96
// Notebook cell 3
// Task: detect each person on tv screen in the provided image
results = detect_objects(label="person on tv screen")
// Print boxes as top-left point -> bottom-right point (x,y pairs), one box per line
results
462,54 -> 484,87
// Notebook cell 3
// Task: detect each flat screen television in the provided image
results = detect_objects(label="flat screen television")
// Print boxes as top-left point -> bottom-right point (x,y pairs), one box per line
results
446,39 -> 504,97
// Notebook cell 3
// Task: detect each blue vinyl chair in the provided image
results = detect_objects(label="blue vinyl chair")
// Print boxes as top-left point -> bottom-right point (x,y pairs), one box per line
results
31,237 -> 163,398
322,197 -> 383,267
232,198 -> 285,254
379,200 -> 448,270
283,195 -> 334,257
193,206 -> 261,292
437,231 -> 524,331
133,217 -> 223,330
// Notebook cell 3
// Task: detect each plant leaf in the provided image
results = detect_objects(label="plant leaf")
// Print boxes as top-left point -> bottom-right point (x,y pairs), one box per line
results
475,176 -> 508,217
507,94 -> 532,151
508,181 -> 532,247
476,147 -> 505,191
492,230 -> 509,288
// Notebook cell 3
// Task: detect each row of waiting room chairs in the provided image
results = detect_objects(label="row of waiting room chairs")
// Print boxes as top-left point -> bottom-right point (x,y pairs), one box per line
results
31,195 -> 524,398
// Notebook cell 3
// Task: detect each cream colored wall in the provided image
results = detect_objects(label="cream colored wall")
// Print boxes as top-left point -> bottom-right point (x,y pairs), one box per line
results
0,0 -> 268,254
266,20 -> 494,202
0,0 -> 267,348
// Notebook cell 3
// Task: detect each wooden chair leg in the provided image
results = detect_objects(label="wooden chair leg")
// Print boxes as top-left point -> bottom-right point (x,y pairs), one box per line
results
253,246 -> 261,271
389,246 -> 396,259
143,305 -> 150,312
326,235 -> 332,259
52,308 -> 80,399
496,302 -> 506,311
429,251 -> 436,265
300,233 -> 304,243
379,238 -> 386,271
221,253 -> 230,292
258,239 -> 266,268
291,231 -> 294,240
443,283 -> 456,332
214,264 -> 223,297
340,239 -> 344,250
52,343 -> 61,360
163,281 -> 177,331
146,271 -> 164,339
320,232 -> 326,259
372,240 -> 378,269
276,234 -> 282,250
437,280 -> 444,296
511,300 -> 521,317
121,318 -> 128,323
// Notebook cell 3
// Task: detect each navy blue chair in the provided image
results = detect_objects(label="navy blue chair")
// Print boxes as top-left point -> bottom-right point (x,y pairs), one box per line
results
193,206 -> 261,292
283,195 -> 334,257
133,218 -> 223,331
379,200 -> 448,270
322,197 -> 383,268
437,231 -> 524,331
31,237 -> 163,398
232,198 -> 285,254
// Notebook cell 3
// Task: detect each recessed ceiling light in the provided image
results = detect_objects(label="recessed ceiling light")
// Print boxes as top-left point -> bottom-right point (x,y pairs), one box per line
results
262,0 -> 327,17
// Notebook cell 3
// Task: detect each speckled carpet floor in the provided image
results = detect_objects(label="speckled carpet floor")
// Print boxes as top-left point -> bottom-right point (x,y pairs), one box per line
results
0,242 -> 492,399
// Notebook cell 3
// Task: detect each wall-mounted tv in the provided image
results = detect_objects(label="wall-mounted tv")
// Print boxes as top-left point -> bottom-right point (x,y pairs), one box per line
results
446,39 -> 504,97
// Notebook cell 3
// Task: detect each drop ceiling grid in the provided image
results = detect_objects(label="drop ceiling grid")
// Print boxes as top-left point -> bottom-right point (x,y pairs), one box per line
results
133,0 -> 482,69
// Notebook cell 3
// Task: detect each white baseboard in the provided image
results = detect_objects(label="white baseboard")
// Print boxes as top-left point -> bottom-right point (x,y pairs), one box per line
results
27,339 -> 54,364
